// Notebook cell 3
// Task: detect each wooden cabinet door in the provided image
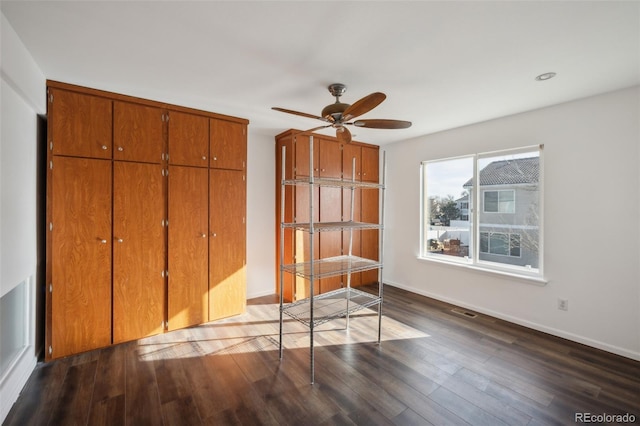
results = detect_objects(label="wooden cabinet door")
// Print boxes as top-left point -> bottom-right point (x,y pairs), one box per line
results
342,143 -> 363,286
361,145 -> 380,183
318,138 -> 341,178
361,188 -> 380,286
210,119 -> 246,170
50,157 -> 112,358
209,169 -> 246,320
293,134 -> 314,177
168,111 -> 209,167
276,137 -> 295,302
168,166 -> 209,330
49,88 -> 112,159
318,138 -> 343,292
114,101 -> 164,163
113,162 -> 165,343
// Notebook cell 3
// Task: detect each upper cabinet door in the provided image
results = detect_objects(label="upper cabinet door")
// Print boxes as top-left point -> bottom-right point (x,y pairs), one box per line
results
318,138 -> 341,178
342,144 -> 361,181
114,101 -> 164,163
49,88 -> 112,159
361,145 -> 380,183
210,119 -> 246,170
168,111 -> 209,167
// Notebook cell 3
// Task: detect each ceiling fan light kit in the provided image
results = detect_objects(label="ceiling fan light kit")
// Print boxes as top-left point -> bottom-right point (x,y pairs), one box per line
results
273,83 -> 412,143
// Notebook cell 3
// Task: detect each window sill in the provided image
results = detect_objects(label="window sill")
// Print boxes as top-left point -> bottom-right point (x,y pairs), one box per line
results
416,255 -> 548,286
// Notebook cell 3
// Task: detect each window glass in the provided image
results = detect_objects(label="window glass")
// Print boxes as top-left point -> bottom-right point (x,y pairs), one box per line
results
422,156 -> 473,261
421,146 -> 542,275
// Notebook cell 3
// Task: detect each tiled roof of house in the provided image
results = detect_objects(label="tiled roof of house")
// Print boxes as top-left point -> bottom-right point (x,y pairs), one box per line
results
463,157 -> 539,187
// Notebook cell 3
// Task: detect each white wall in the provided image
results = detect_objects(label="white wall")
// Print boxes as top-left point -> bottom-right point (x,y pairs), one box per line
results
246,129 -> 276,298
0,11 -> 46,423
384,86 -> 640,360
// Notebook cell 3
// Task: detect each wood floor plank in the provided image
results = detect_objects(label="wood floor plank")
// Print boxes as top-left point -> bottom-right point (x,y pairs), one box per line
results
48,360 -> 97,425
123,345 -> 164,426
5,285 -> 639,426
87,394 -> 125,426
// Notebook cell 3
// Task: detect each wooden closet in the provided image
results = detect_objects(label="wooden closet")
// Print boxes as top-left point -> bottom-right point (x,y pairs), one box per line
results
46,81 -> 248,360
275,129 -> 380,302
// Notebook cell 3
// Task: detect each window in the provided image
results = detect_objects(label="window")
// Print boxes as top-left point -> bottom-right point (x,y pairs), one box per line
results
480,232 -> 521,257
421,146 -> 542,276
483,190 -> 515,213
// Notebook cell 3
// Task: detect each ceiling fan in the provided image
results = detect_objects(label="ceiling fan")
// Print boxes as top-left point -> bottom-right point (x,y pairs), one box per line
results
272,83 -> 412,144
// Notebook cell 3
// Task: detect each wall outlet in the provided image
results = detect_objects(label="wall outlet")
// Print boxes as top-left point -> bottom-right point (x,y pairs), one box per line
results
558,298 -> 569,311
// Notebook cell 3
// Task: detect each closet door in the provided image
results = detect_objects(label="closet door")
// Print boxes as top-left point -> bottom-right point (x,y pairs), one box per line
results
113,162 -> 165,343
209,169 -> 246,320
341,143 -> 362,288
50,157 -> 112,358
360,145 -> 380,285
210,119 -> 246,171
168,111 -> 209,167
318,138 -> 342,293
114,101 -> 164,163
168,165 -> 209,330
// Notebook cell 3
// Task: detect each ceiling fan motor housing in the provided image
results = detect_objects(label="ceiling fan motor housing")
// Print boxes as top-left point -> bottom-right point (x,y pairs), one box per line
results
323,83 -> 350,120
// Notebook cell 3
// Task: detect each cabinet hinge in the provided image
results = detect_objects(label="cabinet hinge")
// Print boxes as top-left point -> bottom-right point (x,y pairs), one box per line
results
49,141 -> 53,151
161,168 -> 169,177
49,222 -> 53,231
243,175 -> 246,182
49,160 -> 53,170
243,217 -> 245,224
48,93 -> 54,103
49,345 -> 53,355
49,283 -> 52,293
243,127 -> 246,135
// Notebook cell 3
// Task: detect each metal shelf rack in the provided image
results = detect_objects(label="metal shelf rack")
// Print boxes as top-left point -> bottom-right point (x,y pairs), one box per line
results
278,135 -> 386,384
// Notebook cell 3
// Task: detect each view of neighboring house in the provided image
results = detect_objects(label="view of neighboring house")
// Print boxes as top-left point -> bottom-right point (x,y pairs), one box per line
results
426,156 -> 540,269
455,195 -> 470,221
463,156 -> 540,269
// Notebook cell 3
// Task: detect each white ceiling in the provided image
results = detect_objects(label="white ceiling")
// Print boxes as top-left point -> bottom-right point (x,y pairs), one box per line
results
2,1 -> 639,145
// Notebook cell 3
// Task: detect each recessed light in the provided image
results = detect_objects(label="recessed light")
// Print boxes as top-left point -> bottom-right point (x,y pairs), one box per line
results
535,72 -> 557,81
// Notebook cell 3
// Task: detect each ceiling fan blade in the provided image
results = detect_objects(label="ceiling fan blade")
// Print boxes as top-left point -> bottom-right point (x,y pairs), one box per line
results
336,127 -> 352,144
298,124 -> 332,134
342,92 -> 386,121
352,119 -> 412,129
272,107 -> 330,122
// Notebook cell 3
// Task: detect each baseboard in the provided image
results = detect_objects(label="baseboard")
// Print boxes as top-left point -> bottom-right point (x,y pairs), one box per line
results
384,280 -> 640,362
247,289 -> 277,299
0,345 -> 37,424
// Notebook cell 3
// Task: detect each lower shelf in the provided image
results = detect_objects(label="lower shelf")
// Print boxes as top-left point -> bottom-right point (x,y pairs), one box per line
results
282,287 -> 381,328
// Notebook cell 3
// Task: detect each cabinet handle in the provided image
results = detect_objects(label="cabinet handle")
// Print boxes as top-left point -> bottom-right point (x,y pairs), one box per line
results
201,233 -> 206,238
321,168 -> 325,172
117,238 -> 124,243
117,146 -> 124,152
202,156 -> 207,160
101,145 -> 108,150
211,232 -> 217,237
213,156 -> 217,161
100,239 -> 107,244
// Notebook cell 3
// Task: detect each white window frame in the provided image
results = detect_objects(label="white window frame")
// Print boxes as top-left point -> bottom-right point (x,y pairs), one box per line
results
419,145 -> 545,283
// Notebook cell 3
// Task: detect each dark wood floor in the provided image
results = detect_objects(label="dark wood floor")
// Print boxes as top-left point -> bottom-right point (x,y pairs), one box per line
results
5,285 -> 640,425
